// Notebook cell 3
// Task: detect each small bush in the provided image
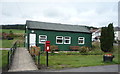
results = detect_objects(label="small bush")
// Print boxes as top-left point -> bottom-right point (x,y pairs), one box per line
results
92,42 -> 100,50
50,45 -> 58,53
78,46 -> 91,55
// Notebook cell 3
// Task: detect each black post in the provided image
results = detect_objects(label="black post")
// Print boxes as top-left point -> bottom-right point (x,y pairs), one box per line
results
38,52 -> 40,65
7,51 -> 9,70
33,48 -> 35,61
46,51 -> 48,67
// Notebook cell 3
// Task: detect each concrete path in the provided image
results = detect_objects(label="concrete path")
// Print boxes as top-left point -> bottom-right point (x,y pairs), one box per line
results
0,48 -> 10,50
8,48 -> 38,72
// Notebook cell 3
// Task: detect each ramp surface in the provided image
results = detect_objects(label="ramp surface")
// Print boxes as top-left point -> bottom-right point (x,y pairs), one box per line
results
8,48 -> 38,72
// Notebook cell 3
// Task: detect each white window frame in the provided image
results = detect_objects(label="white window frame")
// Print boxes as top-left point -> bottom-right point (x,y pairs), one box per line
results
64,36 -> 71,44
39,35 -> 47,44
56,36 -> 63,44
78,37 -> 85,44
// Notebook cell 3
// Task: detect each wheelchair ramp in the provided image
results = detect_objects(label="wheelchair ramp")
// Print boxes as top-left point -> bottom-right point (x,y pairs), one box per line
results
8,48 -> 38,72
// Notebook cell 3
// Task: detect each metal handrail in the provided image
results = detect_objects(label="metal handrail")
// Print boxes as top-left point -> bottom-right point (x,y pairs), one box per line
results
7,41 -> 19,70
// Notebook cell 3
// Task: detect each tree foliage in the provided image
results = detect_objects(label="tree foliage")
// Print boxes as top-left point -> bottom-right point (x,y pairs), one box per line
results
1,24 -> 25,30
100,23 -> 114,52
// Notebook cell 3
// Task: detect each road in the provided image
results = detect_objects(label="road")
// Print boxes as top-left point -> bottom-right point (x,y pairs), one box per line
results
37,65 -> 119,72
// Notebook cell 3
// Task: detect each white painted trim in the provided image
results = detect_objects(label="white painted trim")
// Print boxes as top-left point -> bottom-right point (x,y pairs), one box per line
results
78,37 -> 85,44
56,36 -> 63,44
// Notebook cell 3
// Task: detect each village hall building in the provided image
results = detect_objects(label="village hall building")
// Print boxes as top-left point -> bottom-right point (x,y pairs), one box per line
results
25,20 -> 92,51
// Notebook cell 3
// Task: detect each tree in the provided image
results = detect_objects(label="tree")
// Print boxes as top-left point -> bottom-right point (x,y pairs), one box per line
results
100,23 -> 114,52
107,23 -> 114,51
100,27 -> 108,52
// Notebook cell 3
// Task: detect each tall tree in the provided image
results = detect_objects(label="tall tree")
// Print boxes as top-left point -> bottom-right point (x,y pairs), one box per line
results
107,23 -> 114,52
100,27 -> 108,52
100,23 -> 114,52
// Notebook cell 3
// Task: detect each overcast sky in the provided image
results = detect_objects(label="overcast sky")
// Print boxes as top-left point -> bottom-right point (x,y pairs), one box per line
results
0,0 -> 119,27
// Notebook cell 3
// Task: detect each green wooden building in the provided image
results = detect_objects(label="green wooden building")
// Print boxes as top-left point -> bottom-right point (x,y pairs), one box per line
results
25,20 -> 92,51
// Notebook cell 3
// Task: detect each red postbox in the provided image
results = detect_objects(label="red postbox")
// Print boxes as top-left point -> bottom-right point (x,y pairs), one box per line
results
45,41 -> 50,52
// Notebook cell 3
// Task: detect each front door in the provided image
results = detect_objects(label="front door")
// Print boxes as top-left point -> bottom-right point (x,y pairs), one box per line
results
29,33 -> 36,47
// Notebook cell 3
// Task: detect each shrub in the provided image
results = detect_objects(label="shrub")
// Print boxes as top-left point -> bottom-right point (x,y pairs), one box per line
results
78,46 -> 91,54
2,32 -> 8,39
50,45 -> 58,53
92,42 -> 100,50
30,46 -> 41,56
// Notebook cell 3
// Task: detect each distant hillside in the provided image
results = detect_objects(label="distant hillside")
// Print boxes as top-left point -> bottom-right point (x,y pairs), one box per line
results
0,24 -> 25,30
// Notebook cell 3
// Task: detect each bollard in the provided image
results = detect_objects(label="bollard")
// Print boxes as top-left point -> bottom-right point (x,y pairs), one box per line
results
38,52 -> 40,65
7,51 -> 9,70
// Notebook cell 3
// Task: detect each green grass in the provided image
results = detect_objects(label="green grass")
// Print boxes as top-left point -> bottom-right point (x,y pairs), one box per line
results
0,29 -> 25,34
38,54 -> 119,69
1,39 -> 17,48
1,29 -> 25,48
35,42 -> 119,69
0,38 -> 24,48
0,50 -> 8,68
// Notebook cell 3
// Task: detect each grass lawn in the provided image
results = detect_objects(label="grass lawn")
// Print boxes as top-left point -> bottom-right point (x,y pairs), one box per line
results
0,50 -> 8,68
36,42 -> 119,69
38,52 -> 119,69
1,39 -> 17,48
1,29 -> 25,48
0,38 -> 24,48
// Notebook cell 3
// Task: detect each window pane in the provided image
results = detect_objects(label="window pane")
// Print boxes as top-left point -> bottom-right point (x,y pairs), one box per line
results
57,40 -> 63,43
65,40 -> 69,43
56,36 -> 63,44
79,37 -> 83,39
79,40 -> 83,43
57,37 -> 62,39
65,37 -> 70,39
40,39 -> 46,41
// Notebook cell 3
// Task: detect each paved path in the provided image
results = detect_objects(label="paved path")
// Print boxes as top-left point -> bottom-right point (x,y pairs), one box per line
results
37,65 -> 119,72
0,48 -> 10,50
8,48 -> 38,72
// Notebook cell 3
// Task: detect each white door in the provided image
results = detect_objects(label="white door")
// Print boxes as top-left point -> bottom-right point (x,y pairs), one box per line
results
29,33 -> 36,47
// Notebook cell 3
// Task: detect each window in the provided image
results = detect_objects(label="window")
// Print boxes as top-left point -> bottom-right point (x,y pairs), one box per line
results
64,36 -> 71,44
78,37 -> 85,44
56,36 -> 63,44
39,35 -> 47,44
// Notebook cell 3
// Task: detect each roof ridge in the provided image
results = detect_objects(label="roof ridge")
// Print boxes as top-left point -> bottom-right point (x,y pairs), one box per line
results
26,20 -> 91,33
26,20 -> 85,27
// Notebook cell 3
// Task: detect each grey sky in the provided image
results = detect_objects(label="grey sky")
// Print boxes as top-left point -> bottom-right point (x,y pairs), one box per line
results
0,0 -> 119,27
